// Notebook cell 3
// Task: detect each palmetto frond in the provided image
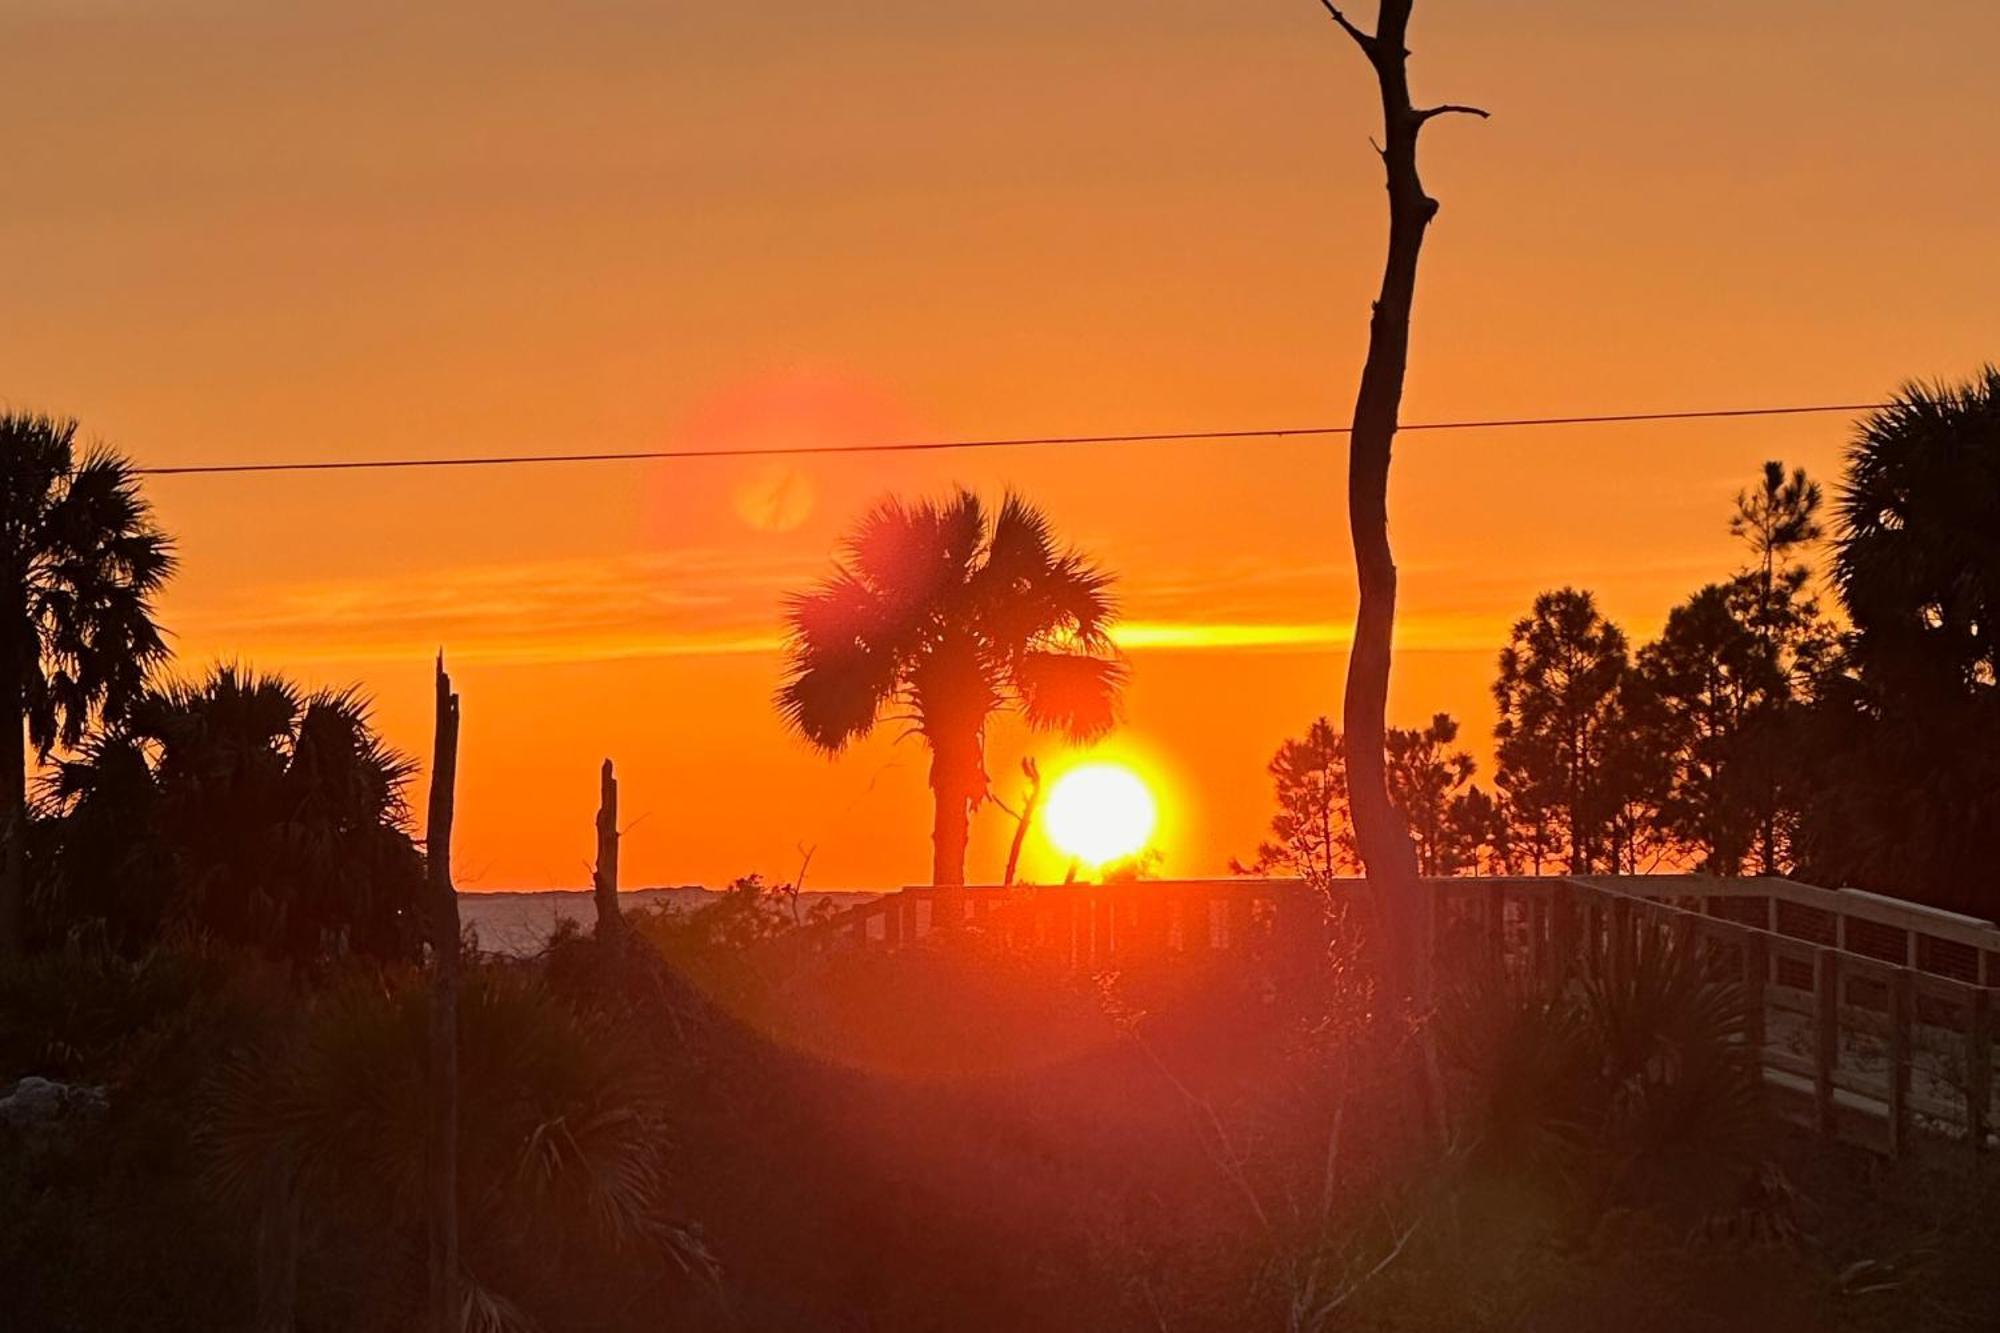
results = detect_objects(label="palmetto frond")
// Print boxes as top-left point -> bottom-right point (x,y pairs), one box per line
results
1835,369 -> 2000,692
200,968 -> 698,1324
777,571 -> 906,752
1012,650 -> 1126,741
290,685 -> 420,829
44,663 -> 424,959
973,491 -> 1119,656
845,489 -> 983,608
780,488 -> 1124,748
2,420 -> 175,758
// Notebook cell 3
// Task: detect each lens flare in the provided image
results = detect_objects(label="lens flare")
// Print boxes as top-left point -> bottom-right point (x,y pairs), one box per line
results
1043,762 -> 1158,866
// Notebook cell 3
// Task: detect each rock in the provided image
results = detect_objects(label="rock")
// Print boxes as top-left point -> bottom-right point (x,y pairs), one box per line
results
0,1076 -> 109,1128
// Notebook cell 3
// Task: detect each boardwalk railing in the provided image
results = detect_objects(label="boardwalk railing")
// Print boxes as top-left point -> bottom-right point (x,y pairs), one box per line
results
819,874 -> 1999,1157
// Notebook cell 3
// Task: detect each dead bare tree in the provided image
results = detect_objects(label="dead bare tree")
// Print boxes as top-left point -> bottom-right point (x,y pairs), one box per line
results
425,655 -> 462,1333
1316,0 -> 1485,1024
998,756 -> 1044,888
593,758 -> 622,938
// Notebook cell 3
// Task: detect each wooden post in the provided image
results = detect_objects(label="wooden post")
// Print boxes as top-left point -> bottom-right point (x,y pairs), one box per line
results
1969,987 -> 1993,1154
425,656 -> 462,1333
1487,885 -> 1507,976
1887,969 -> 1912,1158
1611,895 -> 1633,984
1743,932 -> 1769,1068
1814,947 -> 1840,1139
1552,880 -> 1577,981
593,759 -> 621,938
1526,893 -> 1546,981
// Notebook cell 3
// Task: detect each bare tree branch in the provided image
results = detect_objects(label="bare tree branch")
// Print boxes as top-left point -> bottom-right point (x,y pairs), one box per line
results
1314,1 -> 1377,56
1415,103 -> 1490,124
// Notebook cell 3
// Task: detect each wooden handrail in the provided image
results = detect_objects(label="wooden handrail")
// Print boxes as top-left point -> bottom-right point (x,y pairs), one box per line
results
811,872 -> 1996,1157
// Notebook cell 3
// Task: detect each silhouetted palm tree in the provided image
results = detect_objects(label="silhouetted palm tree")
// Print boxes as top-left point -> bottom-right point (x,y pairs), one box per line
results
1835,368 -> 2000,697
1797,370 -> 2000,911
45,665 -> 424,960
778,490 -> 1124,885
0,413 -> 174,957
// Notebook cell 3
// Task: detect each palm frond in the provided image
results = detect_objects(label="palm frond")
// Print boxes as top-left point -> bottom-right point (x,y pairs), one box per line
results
844,489 -> 981,611
460,1271 -> 547,1333
778,567 -> 910,751
972,493 -> 1120,654
1012,650 -> 1126,741
19,440 -> 176,750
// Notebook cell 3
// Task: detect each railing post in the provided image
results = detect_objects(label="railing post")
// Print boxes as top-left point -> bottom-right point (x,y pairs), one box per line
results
1552,880 -> 1578,981
1611,895 -> 1634,984
1969,987 -> 1992,1154
1743,932 -> 1769,1067
1887,969 -> 1912,1158
1487,885 -> 1508,976
1526,892 -> 1547,981
1814,947 -> 1841,1139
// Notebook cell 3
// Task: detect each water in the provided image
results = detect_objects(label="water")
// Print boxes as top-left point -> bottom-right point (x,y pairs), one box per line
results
458,887 -> 877,957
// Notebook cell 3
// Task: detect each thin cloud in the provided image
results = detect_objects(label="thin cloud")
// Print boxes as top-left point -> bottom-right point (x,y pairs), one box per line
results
167,549 -> 1506,669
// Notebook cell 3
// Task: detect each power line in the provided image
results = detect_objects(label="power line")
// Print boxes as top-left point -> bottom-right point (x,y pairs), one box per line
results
133,400 -> 1887,478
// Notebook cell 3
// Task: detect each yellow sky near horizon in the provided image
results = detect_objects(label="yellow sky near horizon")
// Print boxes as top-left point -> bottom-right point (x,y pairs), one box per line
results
3,1 -> 1996,889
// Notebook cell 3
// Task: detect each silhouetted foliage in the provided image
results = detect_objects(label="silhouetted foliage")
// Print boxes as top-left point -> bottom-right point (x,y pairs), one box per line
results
1232,719 -> 1355,882
1493,589 -> 1658,872
1639,583 -> 1780,872
39,666 -> 424,961
15,367 -> 2000,1333
777,489 -> 1125,885
1444,925 -> 1767,1225
0,413 -> 174,957
1796,369 -> 2000,912
1236,714 -> 1485,881
1386,713 -> 1479,875
199,965 -> 711,1331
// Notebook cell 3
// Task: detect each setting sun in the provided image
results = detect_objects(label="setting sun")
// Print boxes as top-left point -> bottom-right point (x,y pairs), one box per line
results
1043,762 -> 1158,867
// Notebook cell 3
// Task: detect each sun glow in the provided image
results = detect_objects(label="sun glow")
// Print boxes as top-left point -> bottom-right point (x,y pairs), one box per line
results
1043,762 -> 1158,866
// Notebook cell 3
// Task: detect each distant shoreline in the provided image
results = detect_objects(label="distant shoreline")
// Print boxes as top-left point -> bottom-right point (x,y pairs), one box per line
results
458,885 -> 880,957
457,886 -> 884,897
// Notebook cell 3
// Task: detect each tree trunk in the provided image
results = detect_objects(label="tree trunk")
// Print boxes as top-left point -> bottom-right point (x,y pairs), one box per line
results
928,732 -> 981,888
930,776 -> 971,888
0,701 -> 24,960
1324,0 -> 1483,1012
594,758 -> 621,937
425,657 -> 462,1333
1,588 -> 28,959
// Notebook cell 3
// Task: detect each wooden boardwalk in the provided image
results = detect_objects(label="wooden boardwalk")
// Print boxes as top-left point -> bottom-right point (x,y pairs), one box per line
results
823,874 -> 1999,1158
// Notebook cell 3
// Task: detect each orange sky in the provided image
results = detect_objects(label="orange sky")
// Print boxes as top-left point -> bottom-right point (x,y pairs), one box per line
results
4,1 -> 1996,890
